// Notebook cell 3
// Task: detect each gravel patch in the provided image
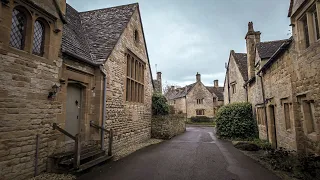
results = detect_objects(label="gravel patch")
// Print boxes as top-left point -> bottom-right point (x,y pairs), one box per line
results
113,138 -> 163,161
28,173 -> 76,180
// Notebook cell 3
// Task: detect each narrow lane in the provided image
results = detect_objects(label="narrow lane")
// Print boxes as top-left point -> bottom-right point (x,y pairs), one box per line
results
78,126 -> 280,180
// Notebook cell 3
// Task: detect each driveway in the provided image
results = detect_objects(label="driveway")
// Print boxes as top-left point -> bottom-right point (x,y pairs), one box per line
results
78,126 -> 280,180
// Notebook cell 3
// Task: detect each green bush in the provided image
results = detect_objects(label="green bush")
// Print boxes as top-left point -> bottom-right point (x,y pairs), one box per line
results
190,116 -> 213,123
216,102 -> 258,139
152,93 -> 169,115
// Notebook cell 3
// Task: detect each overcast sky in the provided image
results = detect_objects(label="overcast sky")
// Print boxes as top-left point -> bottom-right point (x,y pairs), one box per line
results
67,0 -> 291,87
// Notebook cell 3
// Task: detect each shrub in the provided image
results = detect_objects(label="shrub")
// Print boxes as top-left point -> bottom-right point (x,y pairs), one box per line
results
190,116 -> 213,123
152,93 -> 169,115
216,102 -> 258,139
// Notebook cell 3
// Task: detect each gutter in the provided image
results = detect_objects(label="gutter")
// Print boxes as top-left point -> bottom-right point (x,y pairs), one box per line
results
62,50 -> 100,67
99,65 -> 107,150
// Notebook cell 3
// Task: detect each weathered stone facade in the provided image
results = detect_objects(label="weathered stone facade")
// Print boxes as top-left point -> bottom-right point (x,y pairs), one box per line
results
224,51 -> 248,104
151,114 -> 186,139
0,0 -> 65,179
223,0 -> 320,154
0,1 -> 154,179
102,8 -> 153,151
166,73 -> 224,119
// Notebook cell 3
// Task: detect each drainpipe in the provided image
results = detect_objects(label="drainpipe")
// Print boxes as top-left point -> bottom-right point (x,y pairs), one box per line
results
258,72 -> 269,142
226,68 -> 231,104
100,66 -> 107,150
244,84 -> 248,102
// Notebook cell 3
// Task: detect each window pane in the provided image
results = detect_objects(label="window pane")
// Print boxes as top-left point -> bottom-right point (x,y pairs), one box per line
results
302,16 -> 310,48
10,9 -> 26,50
126,78 -> 130,101
131,57 -> 134,78
127,55 -> 131,77
32,21 -> 45,55
313,10 -> 320,40
284,103 -> 291,129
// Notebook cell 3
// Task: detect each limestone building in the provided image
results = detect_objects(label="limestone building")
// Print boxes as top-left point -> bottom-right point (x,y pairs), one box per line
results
166,73 -> 224,118
223,0 -> 320,154
0,0 -> 154,179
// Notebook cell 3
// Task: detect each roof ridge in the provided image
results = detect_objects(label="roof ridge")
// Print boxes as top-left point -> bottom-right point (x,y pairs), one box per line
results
79,3 -> 138,14
259,39 -> 288,44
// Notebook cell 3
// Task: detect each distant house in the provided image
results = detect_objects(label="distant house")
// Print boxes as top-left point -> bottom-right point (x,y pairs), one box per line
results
165,73 -> 224,118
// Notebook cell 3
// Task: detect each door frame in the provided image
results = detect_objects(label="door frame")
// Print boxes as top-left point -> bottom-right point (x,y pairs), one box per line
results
66,80 -> 87,142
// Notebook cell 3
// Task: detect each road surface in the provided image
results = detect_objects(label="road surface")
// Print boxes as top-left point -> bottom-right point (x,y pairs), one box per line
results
78,126 -> 280,180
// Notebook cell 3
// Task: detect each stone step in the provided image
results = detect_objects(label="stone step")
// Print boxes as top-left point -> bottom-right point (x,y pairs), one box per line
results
59,149 -> 105,166
76,155 -> 113,172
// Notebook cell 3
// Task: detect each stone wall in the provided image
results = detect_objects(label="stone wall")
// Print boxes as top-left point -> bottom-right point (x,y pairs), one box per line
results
186,82 -> 214,118
151,115 -> 186,139
288,0 -> 320,154
0,0 -> 65,179
102,9 -> 153,152
173,97 -> 186,114
261,46 -> 297,150
224,54 -> 247,104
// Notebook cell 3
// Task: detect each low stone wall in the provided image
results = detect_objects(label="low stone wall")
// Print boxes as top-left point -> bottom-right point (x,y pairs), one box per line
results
151,114 -> 186,139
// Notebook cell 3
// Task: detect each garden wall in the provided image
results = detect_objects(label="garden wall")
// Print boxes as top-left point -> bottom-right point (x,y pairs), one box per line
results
151,114 -> 186,139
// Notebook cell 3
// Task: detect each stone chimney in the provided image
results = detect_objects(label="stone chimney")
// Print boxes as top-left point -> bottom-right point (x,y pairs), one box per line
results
196,72 -> 201,82
156,72 -> 162,93
214,80 -> 219,87
157,72 -> 162,81
245,22 -> 261,80
171,86 -> 175,90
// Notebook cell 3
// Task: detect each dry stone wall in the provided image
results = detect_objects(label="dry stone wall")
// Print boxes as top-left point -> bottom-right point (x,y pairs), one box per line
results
151,115 -> 186,139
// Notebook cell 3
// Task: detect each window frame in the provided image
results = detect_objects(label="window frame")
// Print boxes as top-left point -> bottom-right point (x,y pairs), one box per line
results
9,8 -> 27,50
32,19 -> 45,56
196,109 -> 205,116
283,103 -> 292,130
125,50 -> 145,103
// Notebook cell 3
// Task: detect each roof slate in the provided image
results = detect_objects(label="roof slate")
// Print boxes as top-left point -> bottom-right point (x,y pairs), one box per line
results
165,83 -> 196,100
62,4 -> 93,62
80,3 -> 137,63
257,39 -> 288,59
233,53 -> 248,81
62,3 -> 137,64
206,86 -> 224,100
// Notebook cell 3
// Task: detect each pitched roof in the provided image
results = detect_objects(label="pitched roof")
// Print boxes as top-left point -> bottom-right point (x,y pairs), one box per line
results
62,4 -> 93,63
80,3 -> 137,64
206,87 -> 224,100
233,52 -> 248,81
62,3 -> 137,64
257,39 -> 288,59
288,0 -> 306,17
165,83 -> 196,100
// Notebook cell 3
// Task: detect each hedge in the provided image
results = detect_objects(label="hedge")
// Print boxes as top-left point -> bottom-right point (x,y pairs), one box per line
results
190,116 -> 213,123
152,93 -> 169,115
216,102 -> 258,139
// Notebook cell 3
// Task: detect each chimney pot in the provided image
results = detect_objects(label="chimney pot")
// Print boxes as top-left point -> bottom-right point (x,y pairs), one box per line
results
157,72 -> 162,81
196,72 -> 201,82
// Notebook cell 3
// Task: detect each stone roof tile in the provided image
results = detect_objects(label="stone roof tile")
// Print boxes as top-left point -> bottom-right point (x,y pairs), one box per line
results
257,39 -> 288,59
233,53 -> 248,81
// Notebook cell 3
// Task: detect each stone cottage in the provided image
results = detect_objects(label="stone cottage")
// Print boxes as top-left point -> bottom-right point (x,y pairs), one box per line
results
224,50 -> 248,104
0,0 -> 154,179
166,73 -> 224,118
223,0 -> 320,154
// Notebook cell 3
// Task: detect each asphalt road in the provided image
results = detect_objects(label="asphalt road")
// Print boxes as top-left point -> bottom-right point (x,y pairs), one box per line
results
78,126 -> 280,180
